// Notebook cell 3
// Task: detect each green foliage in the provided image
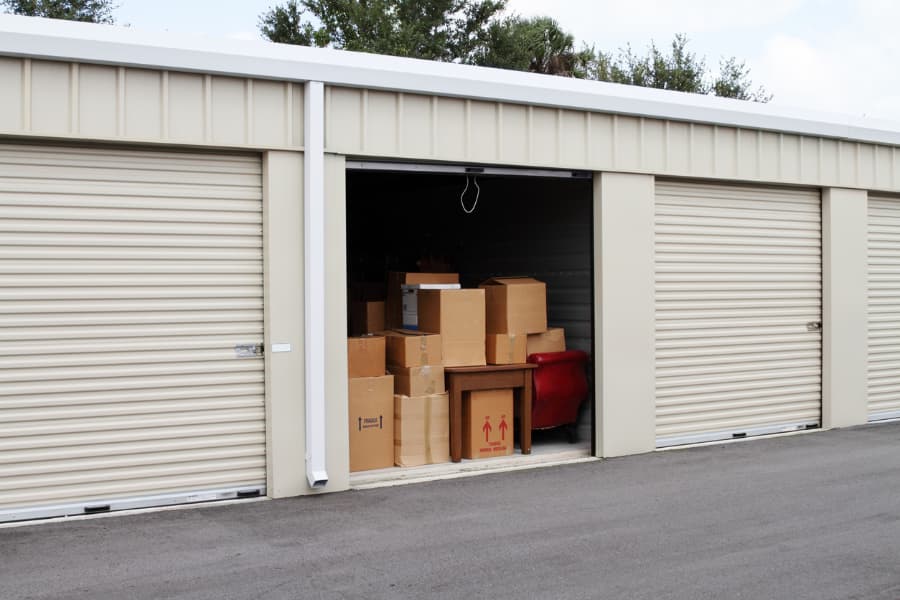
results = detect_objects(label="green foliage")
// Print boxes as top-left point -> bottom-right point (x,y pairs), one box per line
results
474,15 -> 578,76
259,0 -> 506,62
1,0 -> 116,23
578,34 -> 770,102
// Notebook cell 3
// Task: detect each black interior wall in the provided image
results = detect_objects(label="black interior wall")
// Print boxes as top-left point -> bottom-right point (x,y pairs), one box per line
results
346,170 -> 594,354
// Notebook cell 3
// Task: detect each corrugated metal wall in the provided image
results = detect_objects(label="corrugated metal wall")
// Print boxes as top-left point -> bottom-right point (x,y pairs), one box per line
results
326,86 -> 900,194
0,143 -> 266,521
867,195 -> 900,421
0,58 -> 304,149
655,180 -> 822,446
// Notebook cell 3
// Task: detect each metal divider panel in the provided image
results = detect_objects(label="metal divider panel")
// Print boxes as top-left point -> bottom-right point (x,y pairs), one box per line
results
868,195 -> 900,421
0,144 -> 265,520
654,181 -> 822,447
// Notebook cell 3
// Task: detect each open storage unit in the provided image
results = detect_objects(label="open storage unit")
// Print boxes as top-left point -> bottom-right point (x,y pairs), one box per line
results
345,164 -> 595,477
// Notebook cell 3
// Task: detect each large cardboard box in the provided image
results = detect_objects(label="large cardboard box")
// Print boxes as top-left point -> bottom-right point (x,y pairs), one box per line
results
388,364 -> 445,396
480,277 -> 548,334
394,392 -> 450,467
401,283 -> 461,329
386,272 -> 460,329
383,330 -> 442,368
462,389 -> 514,459
486,333 -> 527,365
349,300 -> 385,336
417,289 -> 486,367
349,375 -> 395,472
526,327 -> 566,356
347,335 -> 386,378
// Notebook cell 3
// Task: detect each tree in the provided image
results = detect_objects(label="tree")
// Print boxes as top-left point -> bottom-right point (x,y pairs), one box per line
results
259,0 -> 506,63
473,15 -> 579,76
1,0 -> 116,23
578,34 -> 771,102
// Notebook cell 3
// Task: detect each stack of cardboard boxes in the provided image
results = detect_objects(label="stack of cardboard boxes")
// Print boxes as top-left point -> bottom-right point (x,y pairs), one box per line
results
348,271 -> 571,470
347,335 -> 393,472
385,330 -> 449,467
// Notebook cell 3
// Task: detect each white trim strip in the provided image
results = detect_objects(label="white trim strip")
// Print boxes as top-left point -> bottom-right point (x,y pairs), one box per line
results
345,160 -> 591,179
1,14 -> 900,147
656,421 -> 819,448
304,80 -> 328,489
869,410 -> 900,423
0,486 -> 265,524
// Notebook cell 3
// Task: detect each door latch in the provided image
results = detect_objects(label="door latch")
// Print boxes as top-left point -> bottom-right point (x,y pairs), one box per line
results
806,321 -> 822,332
234,343 -> 264,358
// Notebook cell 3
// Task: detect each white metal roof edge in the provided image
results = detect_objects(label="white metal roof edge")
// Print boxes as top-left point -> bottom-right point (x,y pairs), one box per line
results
3,13 -> 900,147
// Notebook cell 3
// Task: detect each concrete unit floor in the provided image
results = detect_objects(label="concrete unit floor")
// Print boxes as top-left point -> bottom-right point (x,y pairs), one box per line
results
3,423 -> 900,600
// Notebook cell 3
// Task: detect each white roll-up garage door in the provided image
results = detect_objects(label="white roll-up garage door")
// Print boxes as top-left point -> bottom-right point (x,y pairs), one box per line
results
867,195 -> 900,421
655,181 -> 822,447
0,143 -> 266,522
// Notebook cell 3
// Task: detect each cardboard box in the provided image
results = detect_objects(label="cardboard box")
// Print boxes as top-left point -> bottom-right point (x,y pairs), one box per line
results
347,335 -> 386,378
462,389 -> 514,459
486,333 -> 527,365
349,375 -> 395,472
386,272 -> 460,329
383,329 -> 442,368
526,327 -> 566,356
417,289 -> 486,367
480,277 -> 548,334
394,392 -> 450,467
350,300 -> 385,336
388,364 -> 446,396
401,283 -> 461,329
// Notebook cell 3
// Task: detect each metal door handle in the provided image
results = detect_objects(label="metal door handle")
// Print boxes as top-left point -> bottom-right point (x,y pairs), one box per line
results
806,321 -> 822,332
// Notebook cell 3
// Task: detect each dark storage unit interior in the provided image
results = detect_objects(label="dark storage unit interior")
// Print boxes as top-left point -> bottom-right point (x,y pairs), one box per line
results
346,167 -> 595,445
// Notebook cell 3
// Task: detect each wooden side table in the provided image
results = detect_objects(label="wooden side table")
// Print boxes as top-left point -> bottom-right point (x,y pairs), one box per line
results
444,363 -> 538,463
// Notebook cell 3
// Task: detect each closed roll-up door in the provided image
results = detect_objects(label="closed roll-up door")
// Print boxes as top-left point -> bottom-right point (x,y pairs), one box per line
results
655,181 -> 822,447
868,195 -> 900,421
0,144 -> 265,522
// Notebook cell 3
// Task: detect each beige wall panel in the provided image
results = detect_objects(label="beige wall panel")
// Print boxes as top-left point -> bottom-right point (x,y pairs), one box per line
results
595,172 -> 656,456
588,113 -> 614,168
364,90 -> 398,155
642,118 -> 667,173
893,149 -> 900,189
167,72 -> 205,143
714,126 -> 738,178
398,93 -> 433,157
326,87 -> 362,153
0,58 -> 23,132
211,77 -> 247,145
30,61 -> 70,134
263,151 -> 305,498
736,129 -> 757,180
612,116 -> 640,171
858,143 -> 876,190
435,97 -> 466,159
468,100 -> 498,163
691,123 -> 715,177
530,106 -> 558,166
820,138 -> 840,186
758,131 -> 780,181
875,146 -> 893,190
77,64 -> 117,138
499,103 -> 529,164
323,154 -> 350,492
291,83 -> 304,147
252,80 -> 289,147
781,134 -> 801,182
666,121 -> 691,174
124,69 -> 163,140
800,136 -> 820,183
823,188 -> 868,428
838,141 -> 857,187
559,110 -> 587,167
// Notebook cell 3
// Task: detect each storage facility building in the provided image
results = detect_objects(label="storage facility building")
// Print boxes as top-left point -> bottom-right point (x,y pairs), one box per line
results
0,14 -> 896,522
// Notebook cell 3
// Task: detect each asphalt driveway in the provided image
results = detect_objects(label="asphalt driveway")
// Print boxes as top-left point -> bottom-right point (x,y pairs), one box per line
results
3,422 -> 900,600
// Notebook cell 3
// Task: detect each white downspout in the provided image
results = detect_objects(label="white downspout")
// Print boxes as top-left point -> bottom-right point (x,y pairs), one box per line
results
304,80 -> 328,488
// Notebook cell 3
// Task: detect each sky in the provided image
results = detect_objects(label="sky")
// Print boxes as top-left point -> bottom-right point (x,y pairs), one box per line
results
113,0 -> 900,124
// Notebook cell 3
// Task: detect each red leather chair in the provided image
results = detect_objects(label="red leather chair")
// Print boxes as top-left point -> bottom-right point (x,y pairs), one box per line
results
529,350 -> 590,442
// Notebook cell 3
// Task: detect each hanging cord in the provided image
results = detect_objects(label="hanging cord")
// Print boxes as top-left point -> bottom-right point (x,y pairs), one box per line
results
460,175 -> 481,214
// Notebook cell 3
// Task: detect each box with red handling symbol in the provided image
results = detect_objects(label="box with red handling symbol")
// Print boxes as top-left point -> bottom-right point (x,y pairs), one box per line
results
461,389 -> 514,459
